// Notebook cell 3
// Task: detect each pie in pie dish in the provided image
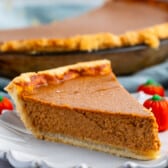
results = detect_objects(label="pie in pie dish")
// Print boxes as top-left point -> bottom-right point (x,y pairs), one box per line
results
1,0 -> 168,78
5,60 -> 160,160
0,0 -> 168,53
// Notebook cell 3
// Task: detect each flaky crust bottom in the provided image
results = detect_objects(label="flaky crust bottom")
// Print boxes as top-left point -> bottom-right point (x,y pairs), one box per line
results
34,131 -> 160,160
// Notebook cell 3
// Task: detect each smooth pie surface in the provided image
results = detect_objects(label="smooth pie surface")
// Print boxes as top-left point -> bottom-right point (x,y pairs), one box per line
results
23,75 -> 152,116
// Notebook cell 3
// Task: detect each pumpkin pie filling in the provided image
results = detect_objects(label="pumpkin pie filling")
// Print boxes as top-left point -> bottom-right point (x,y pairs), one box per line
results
0,0 -> 168,52
5,60 -> 160,160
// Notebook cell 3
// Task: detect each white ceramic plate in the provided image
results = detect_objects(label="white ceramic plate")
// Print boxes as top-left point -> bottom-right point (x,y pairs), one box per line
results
0,92 -> 168,168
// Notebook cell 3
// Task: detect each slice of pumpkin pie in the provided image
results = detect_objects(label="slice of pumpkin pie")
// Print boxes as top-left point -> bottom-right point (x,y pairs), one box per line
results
5,60 -> 160,160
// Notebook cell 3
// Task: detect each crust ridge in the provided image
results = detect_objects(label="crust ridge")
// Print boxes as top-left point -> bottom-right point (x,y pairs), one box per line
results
5,60 -> 112,90
1,23 -> 168,53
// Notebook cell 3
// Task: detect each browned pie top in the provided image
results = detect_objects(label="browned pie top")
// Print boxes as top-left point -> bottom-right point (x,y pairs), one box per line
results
0,0 -> 168,52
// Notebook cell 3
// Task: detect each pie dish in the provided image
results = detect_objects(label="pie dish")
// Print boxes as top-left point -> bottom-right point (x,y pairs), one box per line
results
1,0 -> 168,78
5,59 -> 160,160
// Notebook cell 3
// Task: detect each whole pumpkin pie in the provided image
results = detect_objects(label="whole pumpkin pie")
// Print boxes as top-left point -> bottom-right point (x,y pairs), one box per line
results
5,60 -> 160,160
0,0 -> 168,52
1,0 -> 168,78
